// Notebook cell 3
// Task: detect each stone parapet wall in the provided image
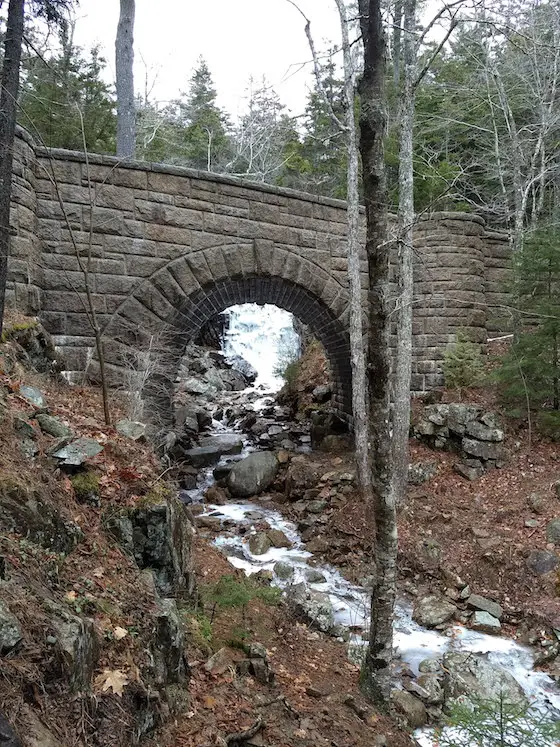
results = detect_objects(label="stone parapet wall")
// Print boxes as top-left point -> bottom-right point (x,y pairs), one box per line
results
5,131 -> 513,415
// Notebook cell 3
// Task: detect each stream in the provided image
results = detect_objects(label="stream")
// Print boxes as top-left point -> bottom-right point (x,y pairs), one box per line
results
184,304 -> 560,745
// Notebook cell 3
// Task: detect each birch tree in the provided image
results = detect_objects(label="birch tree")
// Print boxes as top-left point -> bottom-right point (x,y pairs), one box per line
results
287,0 -> 371,497
357,0 -> 396,704
392,0 -> 462,503
115,0 -> 136,158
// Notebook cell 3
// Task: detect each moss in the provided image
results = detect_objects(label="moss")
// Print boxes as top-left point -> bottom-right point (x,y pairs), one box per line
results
136,481 -> 173,508
1,319 -> 38,343
70,471 -> 100,501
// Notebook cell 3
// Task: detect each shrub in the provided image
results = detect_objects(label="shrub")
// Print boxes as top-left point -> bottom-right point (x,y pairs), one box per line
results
442,329 -> 485,391
436,695 -> 560,747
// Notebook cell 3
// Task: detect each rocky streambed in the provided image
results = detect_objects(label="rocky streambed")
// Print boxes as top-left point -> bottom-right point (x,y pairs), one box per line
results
173,372 -> 560,745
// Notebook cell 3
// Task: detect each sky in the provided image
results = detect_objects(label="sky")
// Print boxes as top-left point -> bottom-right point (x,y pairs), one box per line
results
72,0 -> 343,119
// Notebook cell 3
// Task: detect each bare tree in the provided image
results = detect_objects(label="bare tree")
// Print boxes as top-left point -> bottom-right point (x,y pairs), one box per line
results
357,0 -> 396,704
0,0 -> 25,337
392,0 -> 461,503
287,0 -> 371,497
116,0 -> 136,158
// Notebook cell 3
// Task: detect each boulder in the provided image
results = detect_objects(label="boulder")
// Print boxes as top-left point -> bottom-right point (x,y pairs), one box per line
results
52,613 -> 97,692
0,712 -> 21,747
181,377 -> 216,396
454,460 -> 485,481
184,445 -> 223,468
471,611 -> 501,633
526,549 -> 559,575
273,561 -> 294,580
465,420 -> 504,442
461,437 -> 506,462
0,600 -> 22,653
546,517 -> 560,546
227,452 -> 278,497
312,384 -> 332,403
391,689 -> 427,729
416,674 -> 444,705
408,461 -> 438,485
52,437 -> 103,466
106,497 -> 195,598
286,583 -> 335,634
527,492 -> 547,514
19,384 -> 46,408
248,533 -> 271,555
227,355 -> 257,382
199,434 -> 243,456
413,595 -> 457,628
115,420 -> 146,441
442,652 -> 528,709
466,594 -> 503,620
205,646 -> 245,675
0,481 -> 83,553
267,528 -> 292,548
305,569 -> 327,584
285,459 -> 322,500
152,598 -> 187,685
36,414 -> 73,439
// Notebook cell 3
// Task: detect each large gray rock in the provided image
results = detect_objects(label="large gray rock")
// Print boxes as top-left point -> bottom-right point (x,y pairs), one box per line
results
442,652 -> 528,709
467,593 -> 503,620
0,712 -> 22,747
0,481 -> 83,553
116,419 -> 146,440
182,377 -> 216,396
471,611 -> 501,633
227,355 -> 257,383
19,385 -> 46,408
198,434 -> 243,456
184,445 -> 223,468
52,613 -> 97,692
391,689 -> 427,729
461,437 -> 506,462
526,549 -> 559,575
465,420 -> 504,442
152,598 -> 187,685
106,497 -> 195,598
0,600 -> 22,653
286,583 -> 335,634
413,595 -> 457,628
227,451 -> 278,497
36,414 -> 73,439
248,533 -> 271,555
546,517 -> 560,546
52,437 -> 103,466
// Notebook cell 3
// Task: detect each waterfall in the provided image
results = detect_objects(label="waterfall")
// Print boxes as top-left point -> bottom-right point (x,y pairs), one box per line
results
222,304 -> 300,391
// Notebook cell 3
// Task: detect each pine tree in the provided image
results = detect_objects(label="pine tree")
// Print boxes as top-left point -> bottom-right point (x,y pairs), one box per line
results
171,57 -> 231,171
19,29 -> 116,152
497,228 -> 560,435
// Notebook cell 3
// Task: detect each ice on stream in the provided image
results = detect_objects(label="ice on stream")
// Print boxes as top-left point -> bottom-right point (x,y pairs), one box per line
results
222,303 -> 300,392
189,304 -> 559,745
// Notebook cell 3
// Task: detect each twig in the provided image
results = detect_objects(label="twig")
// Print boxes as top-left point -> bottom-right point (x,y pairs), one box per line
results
224,716 -> 264,745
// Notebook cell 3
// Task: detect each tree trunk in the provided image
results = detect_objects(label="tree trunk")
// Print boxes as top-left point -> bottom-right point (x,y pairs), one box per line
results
0,0 -> 25,338
334,0 -> 371,496
116,0 -> 136,158
358,0 -> 397,705
392,0 -> 416,504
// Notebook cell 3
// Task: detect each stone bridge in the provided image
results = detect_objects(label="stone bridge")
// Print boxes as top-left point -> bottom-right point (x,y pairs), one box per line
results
6,130 -> 511,417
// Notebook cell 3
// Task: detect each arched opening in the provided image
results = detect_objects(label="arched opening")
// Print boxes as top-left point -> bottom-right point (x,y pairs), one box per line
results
102,275 -> 352,425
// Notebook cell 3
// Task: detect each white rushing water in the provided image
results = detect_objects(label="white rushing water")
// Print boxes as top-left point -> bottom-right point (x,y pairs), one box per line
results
222,304 -> 300,391
198,305 -> 560,745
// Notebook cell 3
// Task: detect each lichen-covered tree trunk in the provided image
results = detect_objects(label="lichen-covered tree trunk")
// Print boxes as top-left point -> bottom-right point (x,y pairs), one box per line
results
358,0 -> 398,704
0,0 -> 25,337
334,0 -> 371,496
116,0 -> 136,158
392,0 -> 416,503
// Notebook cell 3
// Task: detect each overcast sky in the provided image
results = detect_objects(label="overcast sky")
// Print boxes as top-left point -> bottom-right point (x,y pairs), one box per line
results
72,0 -> 342,118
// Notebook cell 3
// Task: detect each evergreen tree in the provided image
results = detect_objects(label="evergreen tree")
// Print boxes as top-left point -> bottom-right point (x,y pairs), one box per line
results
19,28 -> 116,152
170,57 -> 231,171
497,228 -> 560,435
300,59 -> 348,198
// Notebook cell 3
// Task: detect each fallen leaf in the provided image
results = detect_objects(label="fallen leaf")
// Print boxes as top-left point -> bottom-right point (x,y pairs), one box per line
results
65,590 -> 77,602
92,567 -> 105,578
113,626 -> 128,640
203,695 -> 217,709
94,668 -> 129,696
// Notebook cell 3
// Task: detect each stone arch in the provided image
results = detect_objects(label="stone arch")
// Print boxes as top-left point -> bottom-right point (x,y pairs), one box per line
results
102,264 -> 352,423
